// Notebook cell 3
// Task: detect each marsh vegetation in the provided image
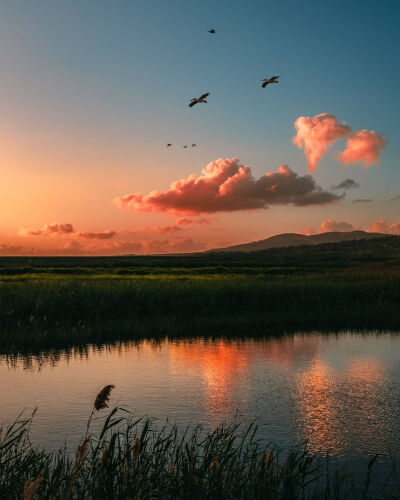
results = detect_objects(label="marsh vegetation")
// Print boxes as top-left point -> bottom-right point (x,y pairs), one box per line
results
0,237 -> 399,349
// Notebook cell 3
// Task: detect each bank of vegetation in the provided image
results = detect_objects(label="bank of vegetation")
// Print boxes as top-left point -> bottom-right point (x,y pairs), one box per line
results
0,236 -> 399,349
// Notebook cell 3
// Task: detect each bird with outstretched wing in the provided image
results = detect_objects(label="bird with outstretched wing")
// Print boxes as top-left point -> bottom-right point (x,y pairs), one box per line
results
262,76 -> 279,88
189,92 -> 210,107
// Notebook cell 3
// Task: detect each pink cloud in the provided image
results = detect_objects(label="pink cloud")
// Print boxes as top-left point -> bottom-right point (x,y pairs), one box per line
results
19,224 -> 116,240
337,130 -> 387,167
299,226 -> 314,236
119,225 -> 184,235
175,217 -> 216,225
114,158 -> 342,215
106,238 -> 205,254
299,219 -> 356,235
293,113 -> 351,172
19,223 -> 75,236
76,230 -> 116,240
319,219 -> 355,233
0,243 -> 24,255
366,220 -> 400,235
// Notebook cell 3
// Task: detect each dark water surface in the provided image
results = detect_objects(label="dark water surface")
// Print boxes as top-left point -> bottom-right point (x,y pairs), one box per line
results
1,332 -> 400,474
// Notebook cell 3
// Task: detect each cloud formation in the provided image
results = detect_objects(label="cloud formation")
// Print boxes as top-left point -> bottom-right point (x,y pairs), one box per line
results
114,158 -> 342,215
337,130 -> 387,167
293,113 -> 351,172
76,230 -> 116,240
352,199 -> 373,204
119,217 -> 216,235
367,220 -> 400,235
19,223 -> 75,236
293,114 -> 386,171
19,224 -> 116,240
301,219 -> 400,236
319,219 -> 355,233
331,178 -> 360,190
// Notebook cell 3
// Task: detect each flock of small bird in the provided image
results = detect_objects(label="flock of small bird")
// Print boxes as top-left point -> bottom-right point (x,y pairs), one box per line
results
167,28 -> 279,149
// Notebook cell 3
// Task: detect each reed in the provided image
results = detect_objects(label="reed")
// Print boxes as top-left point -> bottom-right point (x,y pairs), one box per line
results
0,406 -> 398,499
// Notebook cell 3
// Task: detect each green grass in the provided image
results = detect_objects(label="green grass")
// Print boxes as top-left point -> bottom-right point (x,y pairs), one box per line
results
1,406 -> 398,499
0,236 -> 399,349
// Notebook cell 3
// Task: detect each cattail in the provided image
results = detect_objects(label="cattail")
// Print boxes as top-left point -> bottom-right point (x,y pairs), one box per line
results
210,459 -> 220,475
263,448 -> 270,465
100,444 -> 110,464
94,385 -> 115,411
76,437 -> 90,464
23,467 -> 45,500
131,437 -> 140,459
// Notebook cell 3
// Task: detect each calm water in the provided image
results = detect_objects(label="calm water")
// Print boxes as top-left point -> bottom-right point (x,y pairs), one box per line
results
1,332 -> 400,471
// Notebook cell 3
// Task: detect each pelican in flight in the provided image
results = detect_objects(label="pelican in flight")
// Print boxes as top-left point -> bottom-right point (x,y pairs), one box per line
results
262,76 -> 279,88
189,92 -> 210,107
208,28 -> 215,34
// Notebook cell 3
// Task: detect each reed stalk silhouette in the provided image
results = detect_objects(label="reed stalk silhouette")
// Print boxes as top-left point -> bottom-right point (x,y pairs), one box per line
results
1,396 -> 399,499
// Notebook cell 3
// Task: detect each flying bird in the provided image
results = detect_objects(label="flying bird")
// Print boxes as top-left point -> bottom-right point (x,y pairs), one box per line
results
189,92 -> 210,107
192,144 -> 197,147
262,76 -> 279,88
167,143 -> 172,147
208,28 -> 215,34
183,145 -> 188,148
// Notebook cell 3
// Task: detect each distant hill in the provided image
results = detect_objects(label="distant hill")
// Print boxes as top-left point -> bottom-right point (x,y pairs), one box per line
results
209,231 -> 386,253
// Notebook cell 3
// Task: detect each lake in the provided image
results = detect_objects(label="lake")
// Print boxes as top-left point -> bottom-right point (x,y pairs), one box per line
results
1,331 -> 400,476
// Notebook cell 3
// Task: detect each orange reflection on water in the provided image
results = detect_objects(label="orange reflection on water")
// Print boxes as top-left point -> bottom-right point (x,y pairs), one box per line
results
169,340 -> 250,421
296,358 -> 339,452
169,336 -> 320,423
296,355 -> 388,456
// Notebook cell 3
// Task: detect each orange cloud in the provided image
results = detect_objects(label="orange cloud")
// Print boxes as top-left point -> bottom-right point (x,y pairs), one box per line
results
114,158 -> 342,215
299,219 -> 355,235
293,113 -> 351,172
105,238 -> 205,254
119,217 -> 216,235
319,219 -> 355,232
76,230 -> 116,240
366,220 -> 400,235
175,217 -> 216,225
19,224 -> 116,240
337,130 -> 387,167
119,225 -> 183,235
19,223 -> 75,236
0,243 -> 24,255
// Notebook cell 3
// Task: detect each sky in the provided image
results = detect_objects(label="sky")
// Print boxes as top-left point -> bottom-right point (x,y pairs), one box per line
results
0,0 -> 399,255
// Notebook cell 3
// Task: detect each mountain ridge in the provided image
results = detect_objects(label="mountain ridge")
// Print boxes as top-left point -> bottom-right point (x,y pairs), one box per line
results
208,230 -> 387,253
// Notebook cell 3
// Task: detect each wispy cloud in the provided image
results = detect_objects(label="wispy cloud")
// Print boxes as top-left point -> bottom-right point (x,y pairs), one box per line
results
119,217 -> 216,235
19,223 -> 116,240
351,199 -> 373,204
76,230 -> 116,240
331,178 -> 360,190
19,223 -> 75,236
114,158 -> 342,215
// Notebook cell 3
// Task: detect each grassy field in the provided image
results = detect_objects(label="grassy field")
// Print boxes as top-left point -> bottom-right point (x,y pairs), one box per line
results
0,236 -> 399,350
1,403 -> 397,500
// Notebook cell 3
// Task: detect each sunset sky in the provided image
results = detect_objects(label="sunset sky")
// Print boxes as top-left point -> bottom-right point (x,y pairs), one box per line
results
0,0 -> 399,255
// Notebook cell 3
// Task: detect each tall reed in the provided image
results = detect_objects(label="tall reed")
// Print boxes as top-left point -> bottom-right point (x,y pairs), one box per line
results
0,403 -> 398,499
